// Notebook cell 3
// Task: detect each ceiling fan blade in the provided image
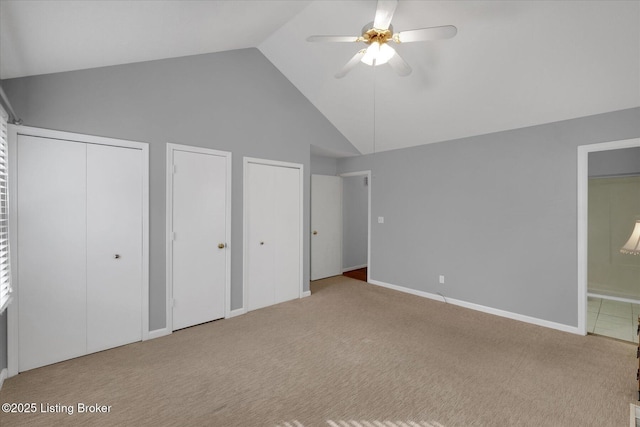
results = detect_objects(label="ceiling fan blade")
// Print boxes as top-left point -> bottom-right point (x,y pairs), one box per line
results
307,35 -> 361,43
373,0 -> 398,30
387,47 -> 412,76
335,50 -> 366,79
394,25 -> 457,43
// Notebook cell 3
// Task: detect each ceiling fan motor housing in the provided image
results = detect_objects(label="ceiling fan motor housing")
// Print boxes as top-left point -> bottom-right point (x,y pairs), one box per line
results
362,23 -> 393,45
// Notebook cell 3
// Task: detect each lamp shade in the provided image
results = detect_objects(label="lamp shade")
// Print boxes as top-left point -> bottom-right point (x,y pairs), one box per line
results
361,42 -> 395,66
620,219 -> 640,255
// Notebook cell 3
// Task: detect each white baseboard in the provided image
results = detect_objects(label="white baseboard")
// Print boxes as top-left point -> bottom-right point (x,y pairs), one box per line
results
226,308 -> 246,319
588,292 -> 640,305
368,279 -> 581,335
147,327 -> 171,340
0,368 -> 7,391
343,264 -> 367,273
301,290 -> 311,298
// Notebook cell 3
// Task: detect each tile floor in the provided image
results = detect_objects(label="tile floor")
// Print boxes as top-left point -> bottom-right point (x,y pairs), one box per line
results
587,296 -> 639,343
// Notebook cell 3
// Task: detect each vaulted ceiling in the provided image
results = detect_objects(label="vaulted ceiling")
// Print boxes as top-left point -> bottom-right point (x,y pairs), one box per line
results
1,1 -> 638,155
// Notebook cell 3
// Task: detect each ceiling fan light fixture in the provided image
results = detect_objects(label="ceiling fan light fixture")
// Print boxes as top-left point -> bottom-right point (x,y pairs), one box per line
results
307,0 -> 456,77
361,41 -> 395,66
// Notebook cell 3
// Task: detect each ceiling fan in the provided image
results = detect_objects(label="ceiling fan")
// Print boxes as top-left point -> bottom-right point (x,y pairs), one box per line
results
307,0 -> 457,78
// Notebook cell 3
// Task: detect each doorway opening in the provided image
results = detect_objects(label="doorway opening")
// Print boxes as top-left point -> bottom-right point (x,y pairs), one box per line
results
343,267 -> 368,282
578,139 -> 640,343
340,171 -> 371,283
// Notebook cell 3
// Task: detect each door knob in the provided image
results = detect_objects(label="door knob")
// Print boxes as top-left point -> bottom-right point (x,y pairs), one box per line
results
218,243 -> 225,249
114,254 -> 121,259
260,241 -> 264,245
313,230 -> 318,235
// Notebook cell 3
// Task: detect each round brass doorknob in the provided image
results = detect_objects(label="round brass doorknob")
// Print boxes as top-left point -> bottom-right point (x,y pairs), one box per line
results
218,243 -> 225,249
313,230 -> 318,235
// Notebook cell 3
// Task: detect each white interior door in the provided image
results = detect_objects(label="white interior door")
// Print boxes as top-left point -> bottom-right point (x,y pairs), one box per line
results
171,148 -> 228,330
311,175 -> 343,280
86,144 -> 143,353
17,136 -> 88,371
245,160 -> 301,311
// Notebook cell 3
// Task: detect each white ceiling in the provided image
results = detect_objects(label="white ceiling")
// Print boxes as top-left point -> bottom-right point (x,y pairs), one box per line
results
0,0 -> 311,78
2,1 -> 639,155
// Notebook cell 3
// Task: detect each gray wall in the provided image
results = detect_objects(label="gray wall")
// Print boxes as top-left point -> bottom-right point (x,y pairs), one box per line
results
337,108 -> 640,328
343,175 -> 368,270
589,146 -> 640,177
1,44 -> 637,374
2,48 -> 357,334
310,154 -> 338,176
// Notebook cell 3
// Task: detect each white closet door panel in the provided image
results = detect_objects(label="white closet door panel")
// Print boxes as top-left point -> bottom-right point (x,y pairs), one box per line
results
172,150 -> 227,330
247,163 -> 275,311
311,175 -> 343,280
273,166 -> 301,303
17,136 -> 87,371
87,144 -> 142,353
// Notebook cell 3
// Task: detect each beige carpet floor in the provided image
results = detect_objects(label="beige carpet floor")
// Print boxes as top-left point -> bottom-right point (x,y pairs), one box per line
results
0,276 -> 636,426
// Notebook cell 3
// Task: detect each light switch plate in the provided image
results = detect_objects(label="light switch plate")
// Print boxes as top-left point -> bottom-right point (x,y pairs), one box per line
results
378,216 -> 384,224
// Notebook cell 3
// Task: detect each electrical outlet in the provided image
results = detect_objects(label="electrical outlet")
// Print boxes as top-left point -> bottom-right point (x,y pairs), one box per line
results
439,275 -> 445,284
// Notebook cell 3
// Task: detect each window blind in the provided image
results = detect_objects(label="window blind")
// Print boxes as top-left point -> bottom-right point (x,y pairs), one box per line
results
0,105 -> 11,313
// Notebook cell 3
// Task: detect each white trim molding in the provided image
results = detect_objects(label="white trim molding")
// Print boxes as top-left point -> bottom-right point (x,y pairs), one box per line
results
7,125 -> 150,377
226,308 -> 247,319
587,292 -> 640,305
147,328 -> 172,340
301,290 -> 311,298
166,143 -> 232,332
369,279 -> 581,335
0,368 -> 7,391
631,403 -> 640,427
577,138 -> 640,336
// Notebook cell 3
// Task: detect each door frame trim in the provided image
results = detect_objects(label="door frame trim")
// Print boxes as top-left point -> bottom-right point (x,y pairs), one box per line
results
577,137 -> 640,336
165,143 -> 232,332
243,157 -> 304,311
7,125 -> 150,377
339,171 -> 372,283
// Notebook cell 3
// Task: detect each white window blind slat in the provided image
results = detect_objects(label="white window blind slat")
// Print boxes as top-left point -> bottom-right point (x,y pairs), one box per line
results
0,104 -> 12,313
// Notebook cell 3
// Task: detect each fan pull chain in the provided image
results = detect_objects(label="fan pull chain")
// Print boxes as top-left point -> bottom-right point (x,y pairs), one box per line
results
373,63 -> 376,154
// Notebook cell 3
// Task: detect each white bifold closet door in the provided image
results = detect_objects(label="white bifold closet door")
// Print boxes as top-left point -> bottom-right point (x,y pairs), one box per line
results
86,144 -> 142,353
246,161 -> 301,311
17,135 -> 143,372
18,137 -> 87,371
